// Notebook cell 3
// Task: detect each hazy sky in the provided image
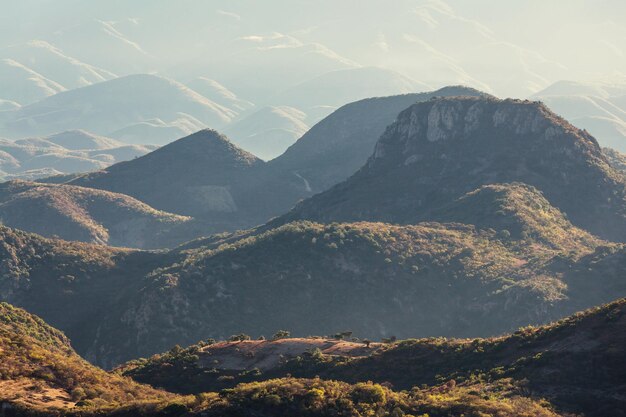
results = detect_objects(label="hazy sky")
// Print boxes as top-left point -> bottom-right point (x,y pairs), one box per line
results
1,0 -> 625,98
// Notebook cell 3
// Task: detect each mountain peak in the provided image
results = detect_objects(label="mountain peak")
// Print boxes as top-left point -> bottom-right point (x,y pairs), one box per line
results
69,129 -> 266,217
282,96 -> 626,241
370,96 -> 601,169
155,128 -> 261,164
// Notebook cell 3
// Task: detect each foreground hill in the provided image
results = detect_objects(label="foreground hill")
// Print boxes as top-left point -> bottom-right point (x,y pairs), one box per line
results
0,302 -> 562,417
0,180 -> 190,248
0,302 -> 567,417
0,303 -> 556,417
0,302 -> 171,413
80,184 -> 619,365
121,299 -> 626,417
281,96 -> 626,242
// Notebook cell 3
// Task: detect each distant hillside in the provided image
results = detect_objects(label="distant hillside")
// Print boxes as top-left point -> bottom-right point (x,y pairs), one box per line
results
270,66 -> 431,114
121,299 -> 626,417
533,80 -> 626,152
0,302 -> 170,413
603,146 -> 626,174
45,130 -> 124,150
268,86 -> 489,194
224,106 -> 310,160
0,131 -> 156,181
281,96 -> 626,242
0,180 -> 190,248
0,74 -> 236,141
186,77 -> 255,113
0,40 -> 116,105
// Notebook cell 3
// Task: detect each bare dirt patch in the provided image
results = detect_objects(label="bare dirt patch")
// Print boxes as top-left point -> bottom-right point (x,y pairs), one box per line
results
199,338 -> 382,371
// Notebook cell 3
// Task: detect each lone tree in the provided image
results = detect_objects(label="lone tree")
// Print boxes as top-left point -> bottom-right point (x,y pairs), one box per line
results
362,339 -> 372,348
229,333 -> 251,342
272,330 -> 291,341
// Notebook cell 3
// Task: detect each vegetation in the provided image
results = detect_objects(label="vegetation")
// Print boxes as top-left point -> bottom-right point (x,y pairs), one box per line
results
2,197 -> 626,369
279,96 -> 626,243
0,302 -> 564,417
0,303 -> 172,412
0,180 -> 191,248
120,299 -> 626,417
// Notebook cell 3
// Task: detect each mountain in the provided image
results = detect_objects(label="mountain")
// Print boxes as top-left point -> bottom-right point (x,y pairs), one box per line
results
44,129 -> 124,150
185,77 -> 255,113
68,129 -> 307,234
0,180 -> 191,248
268,86 -> 489,195
280,96 -> 626,242
121,298 -> 626,417
0,40 -> 116,92
224,106 -> 310,160
50,19 -> 152,75
0,302 -> 170,413
0,58 -> 65,105
533,80 -> 626,152
270,67 -> 431,115
534,80 -> 626,98
206,33 -> 358,103
604,147 -> 626,174
43,88 -> 489,231
107,117 -> 206,146
0,132 -> 156,181
0,74 -> 236,141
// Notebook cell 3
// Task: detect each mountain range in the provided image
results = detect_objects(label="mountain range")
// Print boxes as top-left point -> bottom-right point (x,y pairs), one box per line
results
0,74 -> 235,143
280,96 -> 626,243
0,130 -> 156,181
61,87 -> 488,238
0,90 -> 625,416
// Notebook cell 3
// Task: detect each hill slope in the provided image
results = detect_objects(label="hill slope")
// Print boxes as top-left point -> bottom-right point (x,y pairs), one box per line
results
1,186 -> 625,369
0,302 -> 170,413
0,180 -> 191,248
281,96 -> 626,242
69,129 -> 302,231
86,183 -> 621,366
268,86 -> 489,194
0,302 -> 560,417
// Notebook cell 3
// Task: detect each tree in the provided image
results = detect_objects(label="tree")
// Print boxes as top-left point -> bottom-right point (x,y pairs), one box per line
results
229,333 -> 251,342
272,330 -> 291,341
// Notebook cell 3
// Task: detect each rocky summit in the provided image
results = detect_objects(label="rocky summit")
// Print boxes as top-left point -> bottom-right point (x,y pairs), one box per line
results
282,96 -> 626,242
